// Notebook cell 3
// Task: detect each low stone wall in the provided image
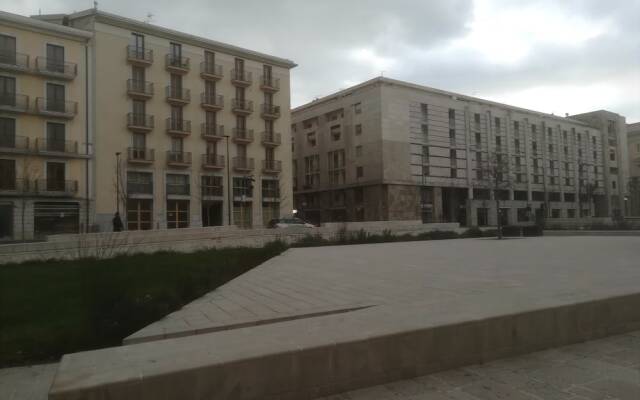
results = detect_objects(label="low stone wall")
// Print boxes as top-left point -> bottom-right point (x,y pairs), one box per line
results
0,221 -> 462,265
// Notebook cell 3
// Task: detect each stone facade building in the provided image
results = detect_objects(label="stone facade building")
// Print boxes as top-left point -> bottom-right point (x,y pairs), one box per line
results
627,122 -> 640,216
292,77 -> 629,226
0,9 -> 295,240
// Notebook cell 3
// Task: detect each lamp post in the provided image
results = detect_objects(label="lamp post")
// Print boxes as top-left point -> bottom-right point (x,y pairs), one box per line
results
223,135 -> 232,225
115,152 -> 121,214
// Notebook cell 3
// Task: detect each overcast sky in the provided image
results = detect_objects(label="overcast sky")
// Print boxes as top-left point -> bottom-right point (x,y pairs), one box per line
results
4,0 -> 639,122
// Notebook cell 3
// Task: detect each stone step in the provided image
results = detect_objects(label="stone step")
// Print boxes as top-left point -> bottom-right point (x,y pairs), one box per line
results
48,290 -> 640,400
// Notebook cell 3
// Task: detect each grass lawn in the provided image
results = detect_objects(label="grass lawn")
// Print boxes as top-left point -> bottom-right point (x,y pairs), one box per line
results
0,241 -> 287,367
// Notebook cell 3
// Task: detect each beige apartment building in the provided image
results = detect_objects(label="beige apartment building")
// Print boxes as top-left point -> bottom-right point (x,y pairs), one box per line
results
628,122 -> 640,216
0,8 -> 295,240
0,11 -> 92,241
292,77 -> 629,226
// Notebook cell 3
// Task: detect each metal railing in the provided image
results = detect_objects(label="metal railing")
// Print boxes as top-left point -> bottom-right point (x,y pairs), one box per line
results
166,118 -> 191,133
231,69 -> 252,84
165,86 -> 191,102
127,79 -> 154,96
200,62 -> 223,77
261,103 -> 280,117
36,138 -> 78,154
0,133 -> 29,150
0,50 -> 29,69
201,93 -> 223,108
35,179 -> 78,194
35,57 -> 77,79
202,154 -> 225,168
165,54 -> 190,70
166,151 -> 192,165
201,123 -> 224,139
232,128 -> 254,142
127,46 -> 153,63
260,75 -> 280,90
127,113 -> 154,129
127,147 -> 154,162
262,159 -> 282,172
233,157 -> 254,170
0,93 -> 29,112
35,97 -> 77,116
232,98 -> 253,112
261,132 -> 281,145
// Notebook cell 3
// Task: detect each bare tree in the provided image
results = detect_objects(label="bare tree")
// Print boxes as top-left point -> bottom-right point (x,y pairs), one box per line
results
19,156 -> 41,240
478,153 -> 513,239
112,155 -> 128,230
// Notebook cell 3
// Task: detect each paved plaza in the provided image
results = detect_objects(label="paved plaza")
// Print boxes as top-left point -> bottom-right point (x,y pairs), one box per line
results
128,236 -> 640,344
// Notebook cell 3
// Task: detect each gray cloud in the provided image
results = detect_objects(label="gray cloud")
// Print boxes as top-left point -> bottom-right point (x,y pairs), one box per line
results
4,0 -> 639,121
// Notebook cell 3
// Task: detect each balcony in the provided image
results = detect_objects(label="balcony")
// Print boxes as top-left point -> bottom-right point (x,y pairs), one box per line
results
232,98 -> 253,115
262,159 -> 282,174
34,179 -> 78,196
165,86 -> 191,105
127,79 -> 154,99
202,154 -> 225,170
0,178 -> 31,195
261,132 -> 281,147
35,139 -> 79,155
0,51 -> 30,72
126,46 -> 153,66
261,104 -> 281,119
260,76 -> 280,92
165,54 -> 190,74
127,147 -> 154,164
166,118 -> 191,137
34,57 -> 77,80
201,93 -> 224,111
201,124 -> 225,140
233,156 -> 254,172
127,181 -> 153,195
232,128 -> 254,143
200,62 -> 223,80
166,183 -> 190,196
35,98 -> 77,118
0,94 -> 29,113
230,69 -> 252,86
0,134 -> 30,153
127,113 -> 154,132
166,151 -> 192,168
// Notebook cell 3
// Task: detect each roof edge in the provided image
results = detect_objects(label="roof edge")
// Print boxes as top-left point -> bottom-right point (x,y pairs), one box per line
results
1,10 -> 92,40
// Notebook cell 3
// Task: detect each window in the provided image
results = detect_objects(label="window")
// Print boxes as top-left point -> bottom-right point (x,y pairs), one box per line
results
46,162 -> 65,191
593,151 -> 597,160
564,146 -> 568,156
548,144 -> 553,153
354,102 -> 362,114
517,208 -> 529,222
306,131 -> 316,146
330,125 -> 341,140
46,122 -> 66,152
448,108 -> 455,120
494,117 -> 500,132
127,199 -> 152,230
567,209 -> 576,218
355,124 -> 362,135
421,124 -> 429,137
0,159 -> 15,190
514,139 -> 520,152
328,150 -> 345,185
420,103 -> 428,115
449,129 -> 455,143
166,174 -> 189,195
169,42 -> 182,65
0,117 -> 15,148
475,132 -> 481,145
0,34 -> 16,65
127,171 -> 153,194
551,209 -> 561,219
355,145 -> 362,157
495,136 -> 502,148
609,151 -> 616,161
167,200 -> 189,229
423,146 -> 430,164
356,166 -> 363,178
262,179 -> 280,199
46,44 -> 65,73
612,181 -> 617,190
200,175 -> 223,197
450,168 -> 457,178
563,130 -> 567,141
450,149 -> 456,160
233,177 -> 253,198
304,155 -> 320,187
513,121 -> 519,134
531,124 -> 537,134
477,208 -> 488,226
610,167 -> 619,175
46,82 -> 65,112
131,33 -> 145,51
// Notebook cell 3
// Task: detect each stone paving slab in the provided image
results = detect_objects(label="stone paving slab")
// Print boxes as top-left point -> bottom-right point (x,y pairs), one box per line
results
0,363 -> 58,400
127,236 -> 640,344
316,330 -> 640,400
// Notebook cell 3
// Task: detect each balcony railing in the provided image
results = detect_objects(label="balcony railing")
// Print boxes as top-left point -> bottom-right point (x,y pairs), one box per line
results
166,151 -> 192,166
202,154 -> 225,169
201,123 -> 225,140
36,139 -> 79,154
232,128 -> 254,143
165,54 -> 190,73
166,118 -> 191,136
262,159 -> 282,173
261,104 -> 281,119
127,46 -> 153,65
35,179 -> 78,195
232,98 -> 253,114
260,76 -> 280,92
127,181 -> 153,195
201,93 -> 223,110
165,86 -> 190,103
35,98 -> 77,118
127,79 -> 154,98
0,93 -> 29,113
230,69 -> 252,86
0,51 -> 30,71
261,132 -> 281,146
0,178 -> 32,193
127,147 -> 154,163
166,183 -> 190,196
34,57 -> 77,79
200,62 -> 223,80
127,113 -> 154,131
201,184 -> 223,197
0,134 -> 29,151
233,157 -> 254,171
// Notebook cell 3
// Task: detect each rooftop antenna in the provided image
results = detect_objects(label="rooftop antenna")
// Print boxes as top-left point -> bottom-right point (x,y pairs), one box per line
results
145,12 -> 154,23
38,8 -> 41,15
380,70 -> 385,77
93,1 -> 98,10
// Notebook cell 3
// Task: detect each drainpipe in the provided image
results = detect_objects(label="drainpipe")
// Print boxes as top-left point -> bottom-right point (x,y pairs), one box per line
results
84,42 -> 90,232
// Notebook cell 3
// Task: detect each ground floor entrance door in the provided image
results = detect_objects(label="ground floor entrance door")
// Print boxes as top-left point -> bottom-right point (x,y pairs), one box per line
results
127,199 -> 153,230
167,200 -> 189,229
202,201 -> 222,227
0,203 -> 13,240
34,202 -> 79,238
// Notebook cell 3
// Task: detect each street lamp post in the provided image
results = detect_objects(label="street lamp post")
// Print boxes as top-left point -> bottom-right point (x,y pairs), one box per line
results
115,152 -> 121,214
223,135 -> 232,225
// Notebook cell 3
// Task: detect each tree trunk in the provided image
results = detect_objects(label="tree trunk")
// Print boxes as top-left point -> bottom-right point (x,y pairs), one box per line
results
496,197 -> 502,239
